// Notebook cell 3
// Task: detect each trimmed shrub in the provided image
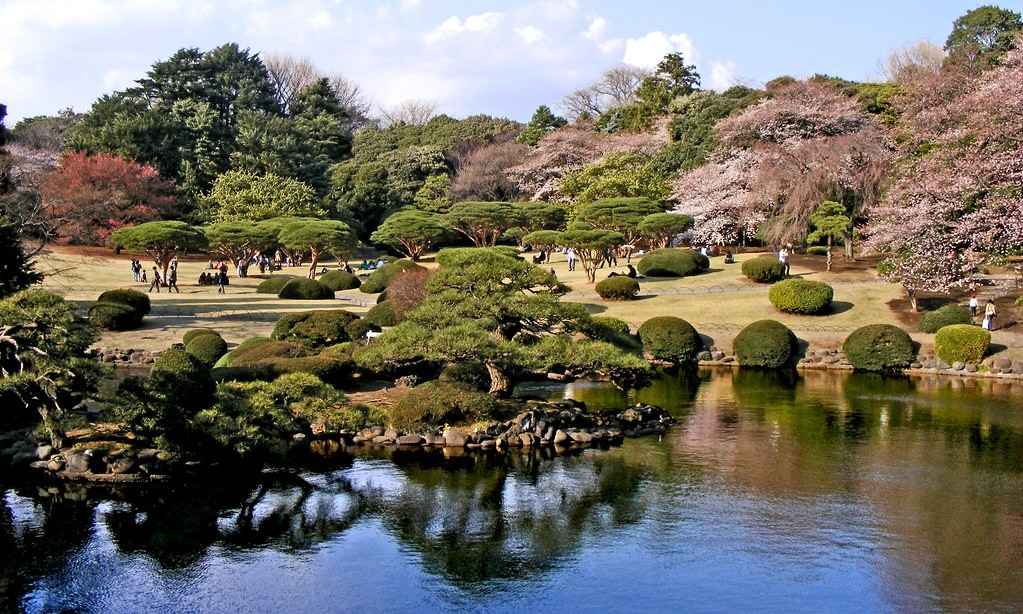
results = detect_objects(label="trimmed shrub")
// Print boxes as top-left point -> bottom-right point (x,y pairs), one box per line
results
595,276 -> 640,300
230,340 -> 307,365
638,316 -> 701,363
806,246 -> 830,256
278,278 -> 335,300
582,316 -> 640,351
272,310 -> 359,348
320,270 -> 361,291
734,320 -> 797,368
149,347 -> 214,412
934,324 -> 990,364
223,340 -> 354,387
742,256 -> 786,283
345,318 -> 380,340
185,333 -> 228,366
359,260 -> 424,294
919,304 -> 973,333
589,316 -> 631,337
843,324 -> 915,372
637,248 -> 708,277
214,336 -> 271,368
439,362 -> 491,391
88,301 -> 143,331
182,328 -> 219,345
389,381 -> 497,431
768,279 -> 834,314
256,275 -> 295,294
364,301 -> 398,327
97,289 -> 151,315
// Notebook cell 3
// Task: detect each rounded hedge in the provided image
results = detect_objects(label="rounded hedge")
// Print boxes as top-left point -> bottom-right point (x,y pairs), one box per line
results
934,324 -> 990,364
182,328 -> 220,345
364,301 -> 398,327
97,289 -> 151,315
842,324 -> 915,372
595,276 -> 640,300
638,316 -> 701,363
213,336 -> 271,368
590,316 -> 631,337
150,347 -> 214,411
636,249 -> 709,277
768,279 -> 834,314
271,310 -> 359,348
345,317 -> 381,340
734,320 -> 797,368
806,246 -> 830,256
278,278 -> 335,300
741,256 -> 786,283
360,260 -> 423,294
230,340 -> 308,365
256,275 -> 295,294
320,270 -> 361,291
88,301 -> 143,331
185,333 -> 228,366
919,304 -> 973,333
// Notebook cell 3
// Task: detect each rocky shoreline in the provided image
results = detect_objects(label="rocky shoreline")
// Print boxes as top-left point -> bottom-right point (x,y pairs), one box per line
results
9,400 -> 674,484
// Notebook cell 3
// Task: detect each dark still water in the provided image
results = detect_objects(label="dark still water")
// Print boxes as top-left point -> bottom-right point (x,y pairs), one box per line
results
4,369 -> 1023,613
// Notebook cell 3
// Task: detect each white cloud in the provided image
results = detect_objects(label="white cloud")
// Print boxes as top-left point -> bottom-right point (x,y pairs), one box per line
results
622,31 -> 697,69
399,0 -> 421,10
583,16 -> 606,40
598,38 -> 623,54
709,60 -> 738,90
424,12 -> 504,44
515,25 -> 545,45
308,9 -> 333,30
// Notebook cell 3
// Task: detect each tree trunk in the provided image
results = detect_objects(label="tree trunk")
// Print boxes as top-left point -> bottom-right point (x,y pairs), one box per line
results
826,236 -> 833,272
38,404 -> 66,450
907,287 -> 918,312
844,233 -> 855,260
307,249 -> 320,279
486,362 -> 510,397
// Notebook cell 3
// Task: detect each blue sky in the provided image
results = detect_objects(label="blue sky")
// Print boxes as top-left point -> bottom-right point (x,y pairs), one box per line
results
3,1 -> 1021,124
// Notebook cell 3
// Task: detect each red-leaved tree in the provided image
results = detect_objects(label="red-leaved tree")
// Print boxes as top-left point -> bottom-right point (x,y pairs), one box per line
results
41,152 -> 179,245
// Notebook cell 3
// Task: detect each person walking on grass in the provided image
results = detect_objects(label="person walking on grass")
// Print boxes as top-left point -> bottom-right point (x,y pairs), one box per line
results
167,267 -> 180,293
969,291 -> 979,319
566,248 -> 576,272
216,269 -> 227,294
778,245 -> 791,277
148,267 -> 161,293
983,301 -> 997,331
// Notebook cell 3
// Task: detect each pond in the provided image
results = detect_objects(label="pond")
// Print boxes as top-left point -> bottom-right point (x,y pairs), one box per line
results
3,368 -> 1023,613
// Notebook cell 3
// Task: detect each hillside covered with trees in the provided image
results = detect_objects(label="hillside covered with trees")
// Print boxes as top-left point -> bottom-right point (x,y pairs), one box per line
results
2,5 -> 1022,305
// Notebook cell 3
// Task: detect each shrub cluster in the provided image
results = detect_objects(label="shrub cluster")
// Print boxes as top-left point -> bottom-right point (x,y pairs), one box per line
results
768,279 -> 834,314
595,276 -> 640,300
149,347 -> 215,413
90,288 -> 150,330
256,275 -> 295,294
843,324 -> 915,372
89,301 -> 144,331
638,316 -> 701,363
217,338 -> 354,387
271,310 -> 359,348
345,318 -> 381,340
388,381 -> 497,431
439,362 -> 491,390
360,260 -> 424,294
185,331 -> 228,366
636,249 -> 709,277
934,324 -> 989,364
214,336 -> 271,368
581,316 -> 641,351
364,301 -> 398,327
919,304 -> 973,333
319,270 -> 361,291
734,320 -> 797,368
806,246 -> 830,256
278,278 -> 335,300
741,256 -> 786,283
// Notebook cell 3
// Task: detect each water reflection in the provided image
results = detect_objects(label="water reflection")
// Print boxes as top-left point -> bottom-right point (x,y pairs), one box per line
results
3,369 -> 1023,613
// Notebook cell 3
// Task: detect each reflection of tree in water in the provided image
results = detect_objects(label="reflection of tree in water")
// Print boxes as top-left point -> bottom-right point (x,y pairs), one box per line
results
0,487 -> 98,612
377,448 -> 648,585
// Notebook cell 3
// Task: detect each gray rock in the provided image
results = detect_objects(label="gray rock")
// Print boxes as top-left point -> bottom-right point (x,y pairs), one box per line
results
910,362 -> 922,369
697,351 -> 712,361
1013,363 -> 1023,375
397,435 -> 424,446
65,451 -> 93,473
553,430 -> 569,445
480,438 -> 496,448
47,458 -> 65,472
936,359 -> 950,370
109,458 -> 137,474
995,357 -> 1013,371
426,434 -> 446,446
965,363 -> 978,373
711,351 -> 725,361
952,361 -> 965,371
371,435 -> 392,445
35,445 -> 54,460
443,429 -> 467,447
384,429 -> 399,441
568,431 -> 593,443
518,433 -> 536,447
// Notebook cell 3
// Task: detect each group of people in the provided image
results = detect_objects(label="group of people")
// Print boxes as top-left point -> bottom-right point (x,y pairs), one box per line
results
968,292 -> 999,331
143,256 -> 179,294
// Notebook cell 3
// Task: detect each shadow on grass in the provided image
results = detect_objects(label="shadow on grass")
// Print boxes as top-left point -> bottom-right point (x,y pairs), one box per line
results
830,301 -> 854,315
